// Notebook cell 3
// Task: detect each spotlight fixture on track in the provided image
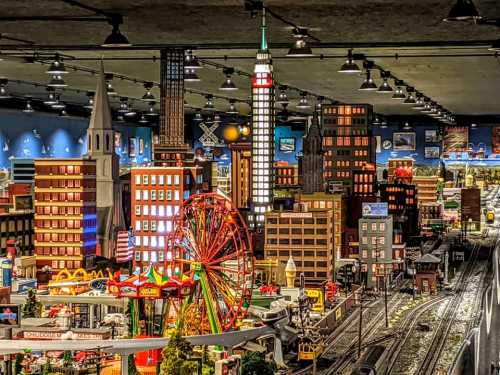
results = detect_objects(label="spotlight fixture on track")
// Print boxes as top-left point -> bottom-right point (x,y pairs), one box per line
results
0,79 -> 10,99
125,103 -> 137,117
359,69 -> 378,91
48,74 -> 67,88
421,101 -> 434,113
51,95 -> 66,110
287,27 -> 314,57
46,54 -> 67,75
142,82 -> 155,101
392,80 -> 406,100
403,87 -> 416,104
227,99 -> 239,115
412,93 -> 426,110
338,49 -> 362,74
184,68 -> 200,82
296,92 -> 311,109
105,73 -> 117,95
184,50 -> 202,70
402,122 -> 412,130
276,85 -> 290,104
102,15 -> 131,47
146,102 -> 158,116
377,71 -> 393,93
138,113 -> 148,123
194,109 -> 203,121
118,97 -> 129,113
59,108 -> 69,117
23,98 -> 34,113
219,68 -> 238,91
443,0 -> 481,22
84,91 -> 95,109
204,95 -> 215,111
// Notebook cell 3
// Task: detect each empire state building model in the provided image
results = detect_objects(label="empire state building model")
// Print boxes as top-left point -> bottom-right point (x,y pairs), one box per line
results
251,9 -> 274,228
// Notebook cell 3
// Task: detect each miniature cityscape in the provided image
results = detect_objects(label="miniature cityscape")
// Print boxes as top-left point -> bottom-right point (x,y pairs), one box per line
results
0,1 -> 499,375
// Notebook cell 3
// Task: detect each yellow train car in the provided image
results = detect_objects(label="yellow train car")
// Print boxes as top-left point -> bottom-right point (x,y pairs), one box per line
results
487,209 -> 495,224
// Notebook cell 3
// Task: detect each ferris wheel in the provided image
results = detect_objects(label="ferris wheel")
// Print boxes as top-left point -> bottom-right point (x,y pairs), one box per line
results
167,193 -> 254,334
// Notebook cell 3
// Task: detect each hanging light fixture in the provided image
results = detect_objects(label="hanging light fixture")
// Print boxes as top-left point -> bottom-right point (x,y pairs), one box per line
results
392,81 -> 406,100
105,73 -> 117,95
219,68 -> 238,91
184,68 -> 200,82
48,74 -> 67,88
102,15 -> 131,47
214,114 -> 221,123
227,99 -> 239,115
338,49 -> 361,74
194,109 -> 203,121
412,94 -> 426,110
51,95 -> 66,110
43,89 -> 57,106
146,102 -> 158,116
84,91 -> 95,109
138,113 -> 148,123
204,95 -> 215,111
286,28 -> 314,57
470,123 -> 477,129
296,92 -> 311,109
125,103 -> 137,117
373,116 -> 381,125
443,0 -> 481,22
359,69 -> 378,91
23,99 -> 34,113
276,85 -> 290,104
0,79 -> 10,99
205,114 -> 214,124
377,71 -> 393,93
403,87 -> 416,104
59,108 -> 69,117
380,118 -> 388,129
118,97 -> 129,113
421,101 -> 433,113
46,54 -> 67,75
141,82 -> 155,101
184,50 -> 202,69
402,122 -> 412,130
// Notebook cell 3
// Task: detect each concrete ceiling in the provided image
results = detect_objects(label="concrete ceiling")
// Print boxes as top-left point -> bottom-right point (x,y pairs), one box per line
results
0,0 -> 499,117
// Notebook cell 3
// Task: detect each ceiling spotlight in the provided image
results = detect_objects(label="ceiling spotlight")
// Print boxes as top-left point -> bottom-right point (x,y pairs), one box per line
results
297,92 -> 311,109
380,119 -> 388,129
146,102 -> 158,116
402,122 -> 412,130
219,68 -> 238,91
46,54 -> 67,75
105,74 -> 117,95
102,15 -> 131,47
51,96 -> 66,110
0,79 -> 10,99
443,0 -> 481,22
205,115 -> 214,124
138,113 -> 148,124
227,99 -> 239,115
471,123 -> 477,129
204,95 -> 215,111
403,87 -> 416,104
276,86 -> 289,104
84,91 -> 95,109
286,28 -> 314,57
43,89 -> 57,106
184,50 -> 202,69
125,104 -> 137,117
194,110 -> 203,121
373,116 -> 381,125
184,68 -> 200,82
412,94 -> 426,110
118,97 -> 129,113
339,49 -> 361,74
359,70 -> 378,91
377,72 -> 393,93
214,114 -> 221,123
48,74 -> 67,88
392,83 -> 406,100
23,99 -> 34,113
59,109 -> 69,117
421,101 -> 433,113
142,82 -> 155,101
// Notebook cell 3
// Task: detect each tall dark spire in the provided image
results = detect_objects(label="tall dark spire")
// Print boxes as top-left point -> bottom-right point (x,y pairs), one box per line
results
302,112 -> 324,194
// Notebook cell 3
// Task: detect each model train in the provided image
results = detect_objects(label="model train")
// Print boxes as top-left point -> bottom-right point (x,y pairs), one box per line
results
351,345 -> 386,375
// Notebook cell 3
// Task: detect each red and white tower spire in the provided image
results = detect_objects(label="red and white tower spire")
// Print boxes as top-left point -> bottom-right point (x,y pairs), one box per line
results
251,8 -> 274,227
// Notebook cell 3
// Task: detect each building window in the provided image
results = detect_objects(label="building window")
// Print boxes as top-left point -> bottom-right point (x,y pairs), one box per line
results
362,236 -> 368,244
135,190 -> 141,201
151,205 -> 157,216
379,250 -> 385,258
96,134 -> 100,150
380,223 -> 385,231
135,175 -> 141,185
166,191 -> 172,200
174,191 -> 180,201
371,223 -> 377,231
151,175 -> 156,185
174,175 -> 180,185
143,175 -> 149,185
166,175 -> 172,185
143,205 -> 149,215
379,237 -> 385,245
362,222 -> 367,231
143,251 -> 149,262
371,236 -> 377,245
143,190 -> 149,200
362,250 -> 368,258
135,221 -> 141,231
159,205 -> 165,216
143,220 -> 149,231
159,191 -> 165,200
135,252 -> 141,261
151,190 -> 157,200
159,175 -> 164,185
135,205 -> 141,215
151,221 -> 157,232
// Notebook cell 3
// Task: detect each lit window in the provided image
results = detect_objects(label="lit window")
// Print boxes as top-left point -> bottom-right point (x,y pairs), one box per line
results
166,175 -> 172,185
135,221 -> 141,231
362,222 -> 367,231
379,237 -> 385,245
135,236 -> 141,246
166,220 -> 172,232
362,250 -> 368,258
143,251 -> 149,261
380,223 -> 385,231
143,236 -> 149,246
143,205 -> 149,215
158,175 -> 164,185
159,236 -> 165,247
135,205 -> 141,215
379,250 -> 385,258
151,175 -> 156,185
159,190 -> 165,200
158,221 -> 165,232
151,205 -> 157,216
151,236 -> 157,247
166,251 -> 172,261
135,175 -> 141,185
371,223 -> 377,231
362,236 -> 368,244
143,175 -> 149,185
143,190 -> 149,200
135,190 -> 141,200
174,206 -> 179,214
166,206 -> 172,216
143,220 -> 149,231
174,191 -> 180,200
371,236 -> 377,245
159,205 -> 165,216
174,175 -> 180,185
151,251 -> 157,262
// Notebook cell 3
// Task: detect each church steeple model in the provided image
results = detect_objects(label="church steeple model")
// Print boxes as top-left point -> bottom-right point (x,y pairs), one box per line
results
302,112 -> 324,193
251,8 -> 275,227
86,61 -> 124,258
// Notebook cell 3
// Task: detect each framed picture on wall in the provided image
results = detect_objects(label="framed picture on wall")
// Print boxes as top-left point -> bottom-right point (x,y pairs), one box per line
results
375,136 -> 381,153
279,137 -> 295,152
128,137 -> 136,157
425,146 -> 440,159
425,129 -> 439,143
114,132 -> 122,148
393,132 -> 416,151
139,138 -> 145,155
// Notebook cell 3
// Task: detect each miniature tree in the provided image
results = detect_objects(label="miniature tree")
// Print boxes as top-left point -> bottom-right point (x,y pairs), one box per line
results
241,352 -> 274,375
22,289 -> 42,318
62,350 -> 74,367
159,329 -> 197,375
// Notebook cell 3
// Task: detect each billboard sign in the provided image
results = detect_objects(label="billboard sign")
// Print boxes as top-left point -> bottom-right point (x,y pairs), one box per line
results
362,202 -> 388,217
0,304 -> 20,327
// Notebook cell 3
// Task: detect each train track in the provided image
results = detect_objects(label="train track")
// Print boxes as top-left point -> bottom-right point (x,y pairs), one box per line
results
415,243 -> 481,375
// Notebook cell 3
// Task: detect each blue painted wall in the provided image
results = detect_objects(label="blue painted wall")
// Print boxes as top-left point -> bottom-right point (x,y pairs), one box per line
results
0,111 -> 151,169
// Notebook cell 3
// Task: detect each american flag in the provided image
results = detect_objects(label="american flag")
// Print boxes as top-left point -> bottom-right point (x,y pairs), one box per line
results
116,229 -> 134,263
